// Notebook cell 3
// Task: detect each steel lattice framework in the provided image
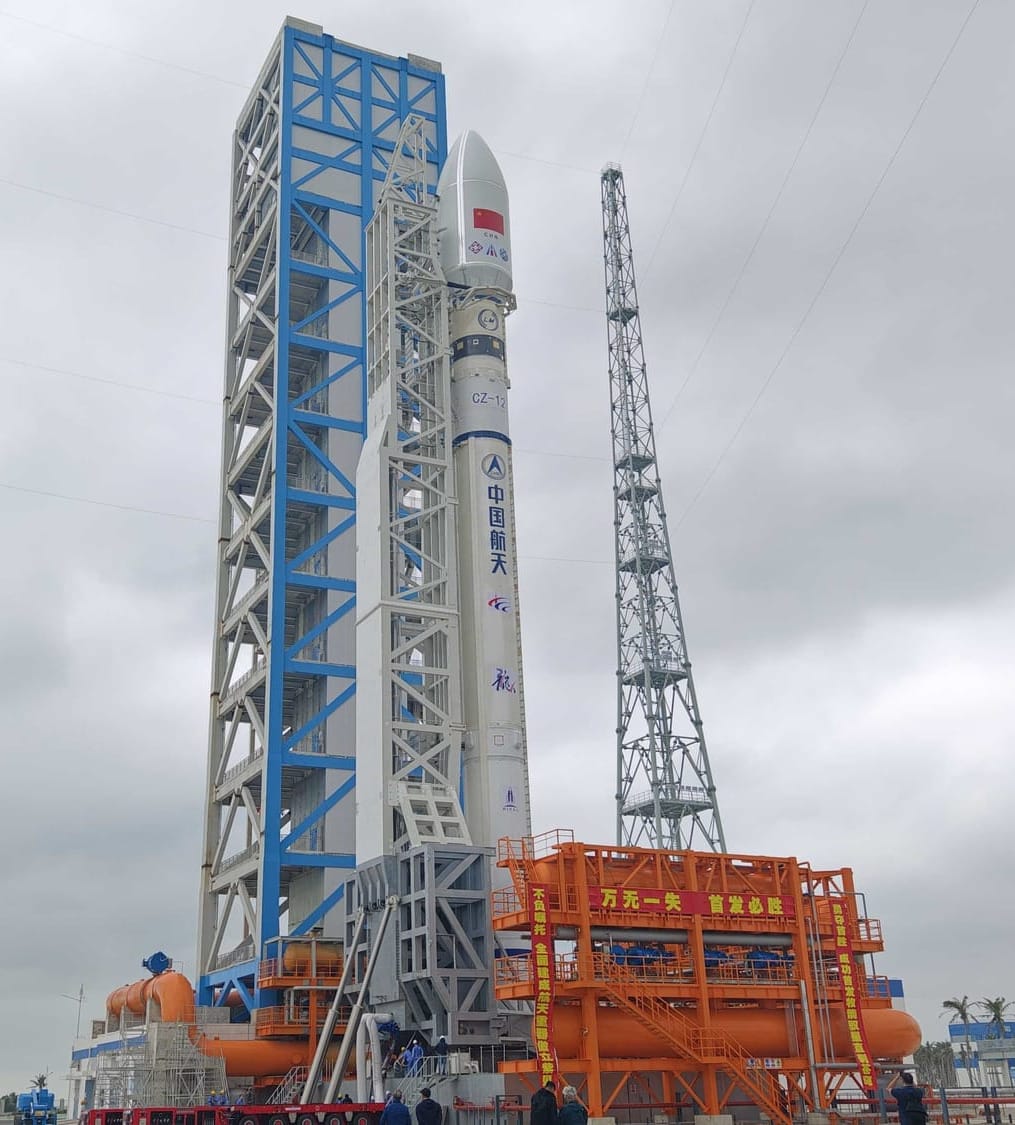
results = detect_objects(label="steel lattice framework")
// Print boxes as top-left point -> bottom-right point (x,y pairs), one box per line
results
197,18 -> 446,1010
356,115 -> 469,858
601,164 -> 726,852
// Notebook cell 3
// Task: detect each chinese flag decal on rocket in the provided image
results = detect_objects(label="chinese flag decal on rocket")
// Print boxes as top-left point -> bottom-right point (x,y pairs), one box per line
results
473,207 -> 505,235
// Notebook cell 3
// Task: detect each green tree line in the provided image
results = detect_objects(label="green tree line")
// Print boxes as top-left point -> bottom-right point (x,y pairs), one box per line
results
917,996 -> 1015,1086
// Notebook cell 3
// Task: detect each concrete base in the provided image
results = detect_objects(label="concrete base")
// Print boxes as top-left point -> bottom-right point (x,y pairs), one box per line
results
694,1116 -> 734,1125
806,1114 -> 831,1125
589,1119 -> 617,1125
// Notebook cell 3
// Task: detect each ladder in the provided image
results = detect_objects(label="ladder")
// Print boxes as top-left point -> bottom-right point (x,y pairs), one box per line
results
595,957 -> 790,1125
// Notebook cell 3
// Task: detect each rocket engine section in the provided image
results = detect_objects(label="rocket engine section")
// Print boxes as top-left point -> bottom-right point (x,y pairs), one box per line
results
437,132 -> 532,868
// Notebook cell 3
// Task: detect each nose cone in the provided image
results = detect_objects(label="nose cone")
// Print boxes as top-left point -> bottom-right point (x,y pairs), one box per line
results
436,130 -> 513,292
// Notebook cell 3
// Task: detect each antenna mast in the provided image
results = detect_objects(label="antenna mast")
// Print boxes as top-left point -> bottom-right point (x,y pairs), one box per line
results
601,163 -> 726,852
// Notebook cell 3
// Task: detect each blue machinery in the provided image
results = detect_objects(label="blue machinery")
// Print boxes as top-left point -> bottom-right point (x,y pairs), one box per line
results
16,1090 -> 56,1125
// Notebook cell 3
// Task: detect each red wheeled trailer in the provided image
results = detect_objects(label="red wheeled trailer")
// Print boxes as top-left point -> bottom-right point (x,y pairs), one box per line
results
86,1104 -> 385,1125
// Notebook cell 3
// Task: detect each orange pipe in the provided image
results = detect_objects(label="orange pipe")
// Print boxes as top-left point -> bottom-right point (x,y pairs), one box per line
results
550,1003 -> 921,1059
105,971 -> 324,1078
125,980 -> 149,1015
213,989 -> 246,1008
148,971 -> 195,1023
198,1037 -> 313,1076
106,987 -> 129,1017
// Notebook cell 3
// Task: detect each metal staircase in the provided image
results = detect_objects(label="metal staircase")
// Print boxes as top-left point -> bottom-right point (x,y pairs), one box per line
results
393,1056 -> 454,1105
267,1066 -> 307,1105
268,1062 -> 334,1105
594,957 -> 790,1125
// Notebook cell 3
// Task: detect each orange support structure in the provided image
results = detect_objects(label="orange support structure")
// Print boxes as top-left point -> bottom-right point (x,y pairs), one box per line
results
492,832 -> 920,1124
255,944 -> 349,1044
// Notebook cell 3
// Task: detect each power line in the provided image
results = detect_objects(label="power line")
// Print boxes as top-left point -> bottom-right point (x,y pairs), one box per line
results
672,0 -> 983,534
657,0 -> 871,433
0,481 -> 215,524
2,357 -> 610,464
0,176 -> 225,241
0,9 -> 249,90
618,1 -> 677,162
498,150 -> 596,175
0,184 -> 599,311
642,0 -> 759,279
517,295 -> 599,314
515,447 -> 609,463
0,480 -> 614,560
0,357 -> 219,406
520,554 -> 612,567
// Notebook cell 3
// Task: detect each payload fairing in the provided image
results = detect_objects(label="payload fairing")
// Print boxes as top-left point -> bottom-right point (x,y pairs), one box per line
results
437,131 -> 532,864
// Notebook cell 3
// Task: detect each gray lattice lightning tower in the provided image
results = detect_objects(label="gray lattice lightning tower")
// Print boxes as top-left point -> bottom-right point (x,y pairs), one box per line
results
601,163 -> 726,852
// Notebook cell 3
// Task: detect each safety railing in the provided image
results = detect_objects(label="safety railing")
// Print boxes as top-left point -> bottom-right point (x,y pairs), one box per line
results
393,1055 -> 455,1104
257,958 -> 344,985
856,916 -> 883,944
219,843 -> 260,873
594,956 -> 790,1125
267,1067 -> 307,1105
220,747 -> 264,786
589,948 -> 796,986
254,1005 -> 350,1037
491,883 -> 573,918
491,887 -> 523,918
493,954 -> 579,989
496,829 -> 574,864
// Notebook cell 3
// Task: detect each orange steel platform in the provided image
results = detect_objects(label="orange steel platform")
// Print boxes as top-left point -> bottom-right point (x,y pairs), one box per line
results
492,831 -> 920,1123
253,940 -> 349,1041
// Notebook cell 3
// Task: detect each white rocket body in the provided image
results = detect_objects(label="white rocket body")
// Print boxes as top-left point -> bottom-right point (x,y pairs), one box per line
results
436,132 -> 532,870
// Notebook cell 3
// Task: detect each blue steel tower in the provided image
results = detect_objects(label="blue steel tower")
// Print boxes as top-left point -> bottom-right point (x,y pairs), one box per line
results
197,18 -> 447,1010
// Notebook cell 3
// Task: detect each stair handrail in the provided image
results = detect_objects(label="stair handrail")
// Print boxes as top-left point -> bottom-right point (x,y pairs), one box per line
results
594,954 -> 789,1125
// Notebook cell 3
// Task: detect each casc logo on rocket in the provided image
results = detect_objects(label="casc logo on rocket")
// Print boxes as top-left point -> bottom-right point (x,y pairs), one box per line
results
482,453 -> 506,479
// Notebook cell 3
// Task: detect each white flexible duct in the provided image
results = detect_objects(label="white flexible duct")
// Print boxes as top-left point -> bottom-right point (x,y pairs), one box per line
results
358,1013 -> 393,1104
355,1020 -> 368,1104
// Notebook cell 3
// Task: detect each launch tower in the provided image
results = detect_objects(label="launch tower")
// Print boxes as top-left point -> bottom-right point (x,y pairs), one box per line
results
197,17 -> 447,1011
601,165 -> 726,852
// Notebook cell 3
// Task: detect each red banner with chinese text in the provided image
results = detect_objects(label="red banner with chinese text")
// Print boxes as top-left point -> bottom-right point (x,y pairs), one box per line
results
528,883 -> 557,1086
829,900 -> 875,1089
587,885 -> 795,920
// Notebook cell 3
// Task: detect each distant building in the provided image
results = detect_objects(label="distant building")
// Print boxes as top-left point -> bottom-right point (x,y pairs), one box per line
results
947,1020 -> 1015,1088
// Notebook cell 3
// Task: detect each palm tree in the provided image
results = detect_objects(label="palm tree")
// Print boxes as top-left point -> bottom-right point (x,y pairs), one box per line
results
30,1073 -> 49,1091
914,1041 -> 957,1088
978,998 -> 1012,1040
943,996 -> 977,1085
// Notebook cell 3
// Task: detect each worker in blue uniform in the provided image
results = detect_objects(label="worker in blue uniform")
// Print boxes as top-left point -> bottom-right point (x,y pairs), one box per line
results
889,1072 -> 927,1125
379,1091 -> 410,1125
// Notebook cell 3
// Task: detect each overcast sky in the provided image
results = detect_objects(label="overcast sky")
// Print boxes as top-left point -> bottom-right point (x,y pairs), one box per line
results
0,0 -> 1012,1099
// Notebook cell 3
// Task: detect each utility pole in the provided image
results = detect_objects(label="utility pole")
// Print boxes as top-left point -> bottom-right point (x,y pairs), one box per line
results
60,985 -> 85,1038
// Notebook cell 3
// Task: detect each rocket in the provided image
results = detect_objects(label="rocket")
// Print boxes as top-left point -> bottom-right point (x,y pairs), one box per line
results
436,132 -> 532,867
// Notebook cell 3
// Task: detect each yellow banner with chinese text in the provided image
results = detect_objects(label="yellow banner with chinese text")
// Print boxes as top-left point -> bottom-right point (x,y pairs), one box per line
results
528,883 -> 558,1085
588,886 -> 795,919
829,900 -> 875,1089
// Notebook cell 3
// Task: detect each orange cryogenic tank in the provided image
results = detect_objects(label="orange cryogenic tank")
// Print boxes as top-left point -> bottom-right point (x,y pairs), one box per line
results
104,971 -> 327,1078
549,1002 -> 920,1058
281,943 -> 342,973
